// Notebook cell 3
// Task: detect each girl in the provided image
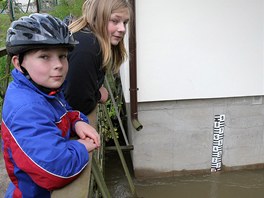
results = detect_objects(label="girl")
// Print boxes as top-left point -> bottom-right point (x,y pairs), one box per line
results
64,0 -> 132,128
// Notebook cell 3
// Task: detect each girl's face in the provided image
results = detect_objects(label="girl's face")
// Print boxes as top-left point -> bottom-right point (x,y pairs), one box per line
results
108,8 -> 130,46
16,48 -> 69,89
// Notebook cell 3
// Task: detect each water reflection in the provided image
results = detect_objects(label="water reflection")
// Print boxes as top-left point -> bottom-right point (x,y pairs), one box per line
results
105,152 -> 264,198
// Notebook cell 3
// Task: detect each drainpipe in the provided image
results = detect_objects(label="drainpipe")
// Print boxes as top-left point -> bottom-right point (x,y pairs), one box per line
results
128,0 -> 143,131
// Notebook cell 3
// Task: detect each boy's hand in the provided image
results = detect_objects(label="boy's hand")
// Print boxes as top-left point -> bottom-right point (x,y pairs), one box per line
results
77,137 -> 98,152
75,121 -> 100,147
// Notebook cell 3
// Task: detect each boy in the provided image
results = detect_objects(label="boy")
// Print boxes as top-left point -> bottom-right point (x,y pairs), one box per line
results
1,13 -> 100,198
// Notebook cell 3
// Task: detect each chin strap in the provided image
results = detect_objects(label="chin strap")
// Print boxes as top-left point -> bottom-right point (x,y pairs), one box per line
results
19,54 -> 31,80
20,66 -> 30,79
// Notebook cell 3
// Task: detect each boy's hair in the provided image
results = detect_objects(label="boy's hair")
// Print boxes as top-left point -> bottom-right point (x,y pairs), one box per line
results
68,0 -> 132,73
6,13 -> 78,56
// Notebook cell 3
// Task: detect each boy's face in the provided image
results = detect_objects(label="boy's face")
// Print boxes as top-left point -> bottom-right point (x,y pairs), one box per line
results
20,48 -> 69,89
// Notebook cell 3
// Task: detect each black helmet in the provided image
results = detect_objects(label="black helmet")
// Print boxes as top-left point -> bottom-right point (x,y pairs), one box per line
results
6,13 -> 78,55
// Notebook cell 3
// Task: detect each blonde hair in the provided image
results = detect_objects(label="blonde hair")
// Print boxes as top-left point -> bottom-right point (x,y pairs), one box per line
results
69,0 -> 132,73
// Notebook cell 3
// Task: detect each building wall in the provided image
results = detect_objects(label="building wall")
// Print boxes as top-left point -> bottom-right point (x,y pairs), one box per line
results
120,1 -> 264,178
121,0 -> 264,103
126,96 -> 264,178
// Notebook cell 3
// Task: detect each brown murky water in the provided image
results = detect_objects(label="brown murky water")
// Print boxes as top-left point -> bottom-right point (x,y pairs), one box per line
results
2,150 -> 264,198
135,170 -> 264,198
105,152 -> 264,198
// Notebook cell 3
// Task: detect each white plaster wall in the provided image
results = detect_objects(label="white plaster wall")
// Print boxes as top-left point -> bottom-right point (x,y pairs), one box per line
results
121,0 -> 264,103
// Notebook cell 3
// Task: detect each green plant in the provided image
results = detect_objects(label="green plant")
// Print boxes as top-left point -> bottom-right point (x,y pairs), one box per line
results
49,0 -> 83,20
0,14 -> 10,47
101,98 -> 121,142
0,0 -> 7,11
0,56 -> 8,80
98,73 -> 127,142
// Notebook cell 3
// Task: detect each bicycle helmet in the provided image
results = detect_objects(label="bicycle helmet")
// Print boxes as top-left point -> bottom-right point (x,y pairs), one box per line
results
6,13 -> 78,55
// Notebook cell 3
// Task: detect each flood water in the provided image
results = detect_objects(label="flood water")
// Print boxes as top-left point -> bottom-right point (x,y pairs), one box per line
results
105,152 -> 264,198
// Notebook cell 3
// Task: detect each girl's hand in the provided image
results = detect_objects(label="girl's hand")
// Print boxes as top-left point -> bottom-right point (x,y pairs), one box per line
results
99,86 -> 108,104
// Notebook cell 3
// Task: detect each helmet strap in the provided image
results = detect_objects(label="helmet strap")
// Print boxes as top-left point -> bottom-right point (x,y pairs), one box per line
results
18,53 -> 30,79
20,66 -> 30,80
18,53 -> 24,65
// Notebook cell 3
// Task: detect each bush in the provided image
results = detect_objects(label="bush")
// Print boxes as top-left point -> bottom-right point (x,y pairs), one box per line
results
0,14 -> 10,47
49,0 -> 83,20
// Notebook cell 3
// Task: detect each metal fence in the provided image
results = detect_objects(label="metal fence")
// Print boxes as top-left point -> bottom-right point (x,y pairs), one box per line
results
1,0 -> 58,20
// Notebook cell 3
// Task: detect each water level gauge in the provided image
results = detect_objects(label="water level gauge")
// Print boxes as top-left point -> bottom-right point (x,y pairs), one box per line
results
211,114 -> 225,172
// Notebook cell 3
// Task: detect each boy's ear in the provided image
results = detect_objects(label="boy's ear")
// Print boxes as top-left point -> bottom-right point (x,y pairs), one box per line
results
12,55 -> 23,72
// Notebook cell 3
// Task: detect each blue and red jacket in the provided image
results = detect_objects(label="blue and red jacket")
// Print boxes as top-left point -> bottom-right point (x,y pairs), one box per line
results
1,69 -> 90,198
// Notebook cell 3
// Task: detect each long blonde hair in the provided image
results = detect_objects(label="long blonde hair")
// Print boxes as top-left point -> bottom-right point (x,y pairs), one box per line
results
69,0 -> 132,73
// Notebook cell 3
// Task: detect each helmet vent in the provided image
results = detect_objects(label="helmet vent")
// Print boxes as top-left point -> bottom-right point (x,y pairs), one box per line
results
23,33 -> 33,39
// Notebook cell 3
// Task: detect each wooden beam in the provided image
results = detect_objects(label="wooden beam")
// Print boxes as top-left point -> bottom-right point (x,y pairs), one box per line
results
0,47 -> 7,57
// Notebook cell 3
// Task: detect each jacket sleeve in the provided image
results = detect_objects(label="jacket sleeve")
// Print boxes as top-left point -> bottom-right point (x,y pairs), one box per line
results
3,101 -> 89,190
